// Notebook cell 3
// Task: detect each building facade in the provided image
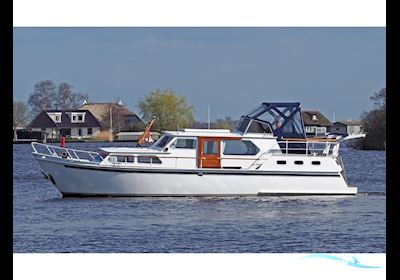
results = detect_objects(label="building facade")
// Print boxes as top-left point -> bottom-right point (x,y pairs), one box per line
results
332,120 -> 364,136
301,110 -> 333,137
80,101 -> 144,132
28,109 -> 103,139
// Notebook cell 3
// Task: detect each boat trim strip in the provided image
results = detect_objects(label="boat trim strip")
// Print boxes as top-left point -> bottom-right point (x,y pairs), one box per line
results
63,164 -> 340,177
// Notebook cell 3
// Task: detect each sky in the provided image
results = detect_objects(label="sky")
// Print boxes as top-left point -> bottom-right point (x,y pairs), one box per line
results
13,28 -> 385,122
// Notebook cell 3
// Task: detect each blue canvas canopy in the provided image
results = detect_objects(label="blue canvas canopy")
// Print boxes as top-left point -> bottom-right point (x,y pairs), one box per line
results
235,102 -> 306,139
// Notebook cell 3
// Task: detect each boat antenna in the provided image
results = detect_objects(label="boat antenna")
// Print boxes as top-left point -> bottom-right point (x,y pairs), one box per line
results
109,106 -> 113,133
208,105 -> 210,129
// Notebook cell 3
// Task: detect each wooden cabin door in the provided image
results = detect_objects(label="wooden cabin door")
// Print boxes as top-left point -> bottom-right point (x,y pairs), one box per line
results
198,137 -> 221,168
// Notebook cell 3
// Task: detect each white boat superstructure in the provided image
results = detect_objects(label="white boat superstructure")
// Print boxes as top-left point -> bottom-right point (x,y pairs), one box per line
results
32,102 -> 364,197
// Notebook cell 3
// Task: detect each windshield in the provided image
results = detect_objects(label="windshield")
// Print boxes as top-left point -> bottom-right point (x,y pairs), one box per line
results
153,135 -> 174,149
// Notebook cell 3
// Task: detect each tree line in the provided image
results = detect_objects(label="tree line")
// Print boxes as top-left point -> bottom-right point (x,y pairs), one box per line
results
13,81 -> 237,133
13,80 -> 89,129
352,87 -> 386,150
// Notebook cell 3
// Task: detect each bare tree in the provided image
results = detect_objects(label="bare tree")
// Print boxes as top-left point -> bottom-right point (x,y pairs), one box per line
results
358,87 -> 386,150
69,91 -> 88,109
55,82 -> 73,109
28,80 -> 56,115
55,82 -> 88,109
13,101 -> 30,140
370,87 -> 386,110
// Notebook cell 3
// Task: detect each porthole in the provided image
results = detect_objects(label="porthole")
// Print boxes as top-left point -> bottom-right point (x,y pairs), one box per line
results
294,160 -> 303,165
277,160 -> 286,165
312,161 -> 321,165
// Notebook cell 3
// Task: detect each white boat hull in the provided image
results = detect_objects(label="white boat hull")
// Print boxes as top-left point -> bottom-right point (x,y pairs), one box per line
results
35,155 -> 357,196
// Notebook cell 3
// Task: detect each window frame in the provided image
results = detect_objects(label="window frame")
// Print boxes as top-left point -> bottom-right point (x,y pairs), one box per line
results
222,140 -> 260,156
203,140 -> 219,155
170,138 -> 197,149
153,135 -> 174,149
71,113 -> 85,123
138,156 -> 162,164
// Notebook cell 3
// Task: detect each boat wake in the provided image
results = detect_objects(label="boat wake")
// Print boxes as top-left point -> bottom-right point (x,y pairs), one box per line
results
357,191 -> 386,196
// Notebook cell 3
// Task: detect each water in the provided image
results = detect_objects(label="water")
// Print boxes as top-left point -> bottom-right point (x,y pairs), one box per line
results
13,142 -> 386,252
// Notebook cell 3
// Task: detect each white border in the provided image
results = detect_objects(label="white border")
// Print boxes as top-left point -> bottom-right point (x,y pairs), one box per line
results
14,253 -> 386,280
13,0 -> 386,27
12,1 -> 386,279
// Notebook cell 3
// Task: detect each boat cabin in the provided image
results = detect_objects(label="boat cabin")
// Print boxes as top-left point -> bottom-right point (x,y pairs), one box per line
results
98,103 -> 337,169
100,128 -> 279,169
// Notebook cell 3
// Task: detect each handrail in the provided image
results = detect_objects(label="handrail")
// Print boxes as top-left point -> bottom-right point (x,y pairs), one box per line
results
31,142 -> 103,162
248,151 -> 268,169
282,137 -> 338,142
276,139 -> 340,157
32,138 -> 342,171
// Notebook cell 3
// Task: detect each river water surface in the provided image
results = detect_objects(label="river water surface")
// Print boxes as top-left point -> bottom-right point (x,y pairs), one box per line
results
13,142 -> 386,252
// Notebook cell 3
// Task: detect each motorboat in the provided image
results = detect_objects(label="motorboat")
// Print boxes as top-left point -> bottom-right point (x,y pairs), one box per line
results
31,102 -> 364,196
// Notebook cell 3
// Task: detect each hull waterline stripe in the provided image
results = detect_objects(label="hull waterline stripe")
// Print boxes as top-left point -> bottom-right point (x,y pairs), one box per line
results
61,192 -> 355,197
63,164 -> 340,177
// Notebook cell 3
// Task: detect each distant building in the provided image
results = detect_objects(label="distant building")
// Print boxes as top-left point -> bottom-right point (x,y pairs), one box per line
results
301,111 -> 333,137
116,131 -> 160,142
332,120 -> 364,136
27,109 -> 102,139
80,100 -> 144,132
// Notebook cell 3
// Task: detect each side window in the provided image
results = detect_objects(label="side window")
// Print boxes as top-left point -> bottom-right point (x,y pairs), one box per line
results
223,140 -> 260,155
171,139 -> 196,149
155,135 -> 173,148
116,156 -> 126,163
203,141 -> 219,154
247,120 -> 272,133
138,156 -> 162,164
236,118 -> 250,133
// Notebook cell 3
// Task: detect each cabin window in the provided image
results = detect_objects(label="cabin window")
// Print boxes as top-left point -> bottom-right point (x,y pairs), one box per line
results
236,118 -> 250,133
110,156 -> 135,163
203,141 -> 219,154
88,128 -> 92,135
117,156 -> 126,163
277,160 -> 286,165
294,160 -> 303,165
246,120 -> 272,133
78,128 -> 82,136
312,161 -> 321,165
154,135 -> 174,148
223,140 -> 259,155
171,138 -> 196,149
138,156 -> 162,164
